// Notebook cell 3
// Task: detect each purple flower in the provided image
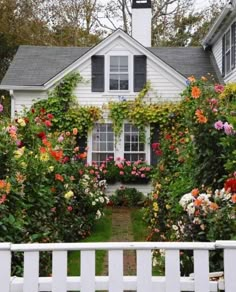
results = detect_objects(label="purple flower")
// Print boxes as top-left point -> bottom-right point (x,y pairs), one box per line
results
224,122 -> 234,135
0,104 -> 3,112
214,120 -> 224,130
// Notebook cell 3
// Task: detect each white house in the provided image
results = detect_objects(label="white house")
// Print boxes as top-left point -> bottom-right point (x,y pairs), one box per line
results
0,0 -> 225,165
202,0 -> 236,83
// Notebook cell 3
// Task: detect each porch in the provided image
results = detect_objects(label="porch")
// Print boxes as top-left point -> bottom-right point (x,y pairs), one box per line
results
1,241 -> 235,292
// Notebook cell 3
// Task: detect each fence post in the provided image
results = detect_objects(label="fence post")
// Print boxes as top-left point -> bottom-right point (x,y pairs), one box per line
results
0,243 -> 11,292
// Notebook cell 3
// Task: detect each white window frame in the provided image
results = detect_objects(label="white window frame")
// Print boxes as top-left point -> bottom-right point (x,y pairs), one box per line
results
87,122 -> 150,164
225,29 -> 231,75
105,52 -> 133,93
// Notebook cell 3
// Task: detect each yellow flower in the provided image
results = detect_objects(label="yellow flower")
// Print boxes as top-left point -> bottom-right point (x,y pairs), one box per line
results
20,162 -> 27,169
64,190 -> 74,199
14,147 -> 25,159
17,118 -> 26,127
40,152 -> 49,161
48,166 -> 54,172
153,202 -> 159,212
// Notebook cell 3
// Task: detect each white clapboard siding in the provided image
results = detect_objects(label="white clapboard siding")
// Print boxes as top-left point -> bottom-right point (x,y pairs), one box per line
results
2,241 -> 236,291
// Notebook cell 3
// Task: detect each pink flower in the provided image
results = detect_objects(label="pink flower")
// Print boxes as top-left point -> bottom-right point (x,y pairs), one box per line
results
67,206 -> 73,212
119,171 -> 124,176
117,163 -> 123,169
214,120 -> 224,130
44,120 -> 52,127
0,104 -> 3,112
224,122 -> 234,135
131,171 -> 136,175
214,84 -> 224,93
58,135 -> 64,142
51,207 -> 56,212
141,174 -> 146,178
103,170 -> 108,174
0,194 -> 7,204
90,169 -> 95,174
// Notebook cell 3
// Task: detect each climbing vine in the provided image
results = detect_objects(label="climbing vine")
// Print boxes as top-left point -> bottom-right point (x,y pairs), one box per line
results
31,75 -> 183,140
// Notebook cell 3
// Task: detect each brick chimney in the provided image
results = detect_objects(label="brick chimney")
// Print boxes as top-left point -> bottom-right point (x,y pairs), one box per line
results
132,0 -> 152,47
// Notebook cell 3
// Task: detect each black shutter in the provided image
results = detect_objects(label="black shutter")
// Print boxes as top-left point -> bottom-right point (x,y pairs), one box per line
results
231,22 -> 236,69
222,35 -> 226,77
150,123 -> 159,166
134,55 -> 147,92
77,135 -> 87,153
92,55 -> 104,92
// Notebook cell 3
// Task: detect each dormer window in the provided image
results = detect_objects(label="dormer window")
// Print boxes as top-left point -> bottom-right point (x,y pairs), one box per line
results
222,22 -> 236,76
109,56 -> 129,90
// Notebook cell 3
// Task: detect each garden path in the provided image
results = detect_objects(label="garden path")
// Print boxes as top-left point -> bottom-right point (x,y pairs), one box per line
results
103,207 -> 136,276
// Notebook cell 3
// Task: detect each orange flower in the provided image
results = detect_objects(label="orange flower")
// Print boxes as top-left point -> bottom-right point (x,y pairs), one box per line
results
232,194 -> 236,203
191,188 -> 199,197
50,150 -> 63,161
195,109 -> 208,123
40,147 -> 47,153
55,174 -> 64,182
79,152 -> 87,159
191,86 -> 201,98
72,128 -> 78,135
194,198 -> 202,206
210,202 -> 219,210
42,139 -> 51,148
188,76 -> 196,83
0,180 -> 6,189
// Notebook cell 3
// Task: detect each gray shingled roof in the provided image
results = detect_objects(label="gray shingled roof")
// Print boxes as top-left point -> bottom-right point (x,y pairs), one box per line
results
1,46 -> 90,86
1,45 -> 219,87
148,47 -> 220,81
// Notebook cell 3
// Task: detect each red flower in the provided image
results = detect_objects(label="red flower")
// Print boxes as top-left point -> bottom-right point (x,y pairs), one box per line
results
44,120 -> 52,127
37,132 -> 46,140
165,134 -> 172,140
50,150 -> 63,161
40,108 -> 46,114
152,142 -> 160,150
67,206 -> 73,212
62,156 -> 70,164
224,178 -> 236,193
47,113 -> 54,120
55,174 -> 64,182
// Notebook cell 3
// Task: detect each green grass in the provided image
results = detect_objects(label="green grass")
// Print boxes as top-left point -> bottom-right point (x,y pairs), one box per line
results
131,207 -> 149,241
68,208 -> 112,276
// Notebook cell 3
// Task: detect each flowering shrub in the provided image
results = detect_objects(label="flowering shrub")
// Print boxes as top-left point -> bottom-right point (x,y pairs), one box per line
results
109,186 -> 144,207
86,157 -> 154,184
0,106 -> 108,246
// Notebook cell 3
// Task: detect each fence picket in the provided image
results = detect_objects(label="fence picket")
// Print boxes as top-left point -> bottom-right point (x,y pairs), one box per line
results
224,249 -> 236,292
52,250 -> 67,292
165,249 -> 180,292
137,249 -> 152,292
23,251 -> 39,292
0,245 -> 11,292
80,250 -> 95,292
109,250 -> 123,292
194,249 -> 209,292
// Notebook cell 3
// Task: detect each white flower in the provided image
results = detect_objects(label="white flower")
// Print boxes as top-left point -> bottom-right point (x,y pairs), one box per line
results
99,197 -> 105,203
186,202 -> 195,216
92,201 -> 96,206
179,193 -> 193,209
172,225 -> 178,231
96,210 -> 102,219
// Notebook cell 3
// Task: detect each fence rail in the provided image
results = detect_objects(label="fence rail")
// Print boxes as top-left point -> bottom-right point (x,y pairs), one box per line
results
0,241 -> 235,292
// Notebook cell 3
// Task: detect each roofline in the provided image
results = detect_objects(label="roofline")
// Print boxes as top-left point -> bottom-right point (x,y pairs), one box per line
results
0,85 -> 45,91
43,29 -> 186,90
202,4 -> 233,47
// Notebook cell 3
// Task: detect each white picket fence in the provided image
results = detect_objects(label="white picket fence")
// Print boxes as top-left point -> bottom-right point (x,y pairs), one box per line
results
0,241 -> 236,292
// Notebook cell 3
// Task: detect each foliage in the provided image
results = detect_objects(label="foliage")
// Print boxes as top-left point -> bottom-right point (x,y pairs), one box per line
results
110,187 -> 144,207
32,73 -> 103,136
86,157 -> 154,184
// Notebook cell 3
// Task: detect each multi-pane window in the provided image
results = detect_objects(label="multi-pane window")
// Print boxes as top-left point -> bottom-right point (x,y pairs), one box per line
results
110,56 -> 129,90
92,123 -> 114,164
124,123 -> 145,162
223,23 -> 236,76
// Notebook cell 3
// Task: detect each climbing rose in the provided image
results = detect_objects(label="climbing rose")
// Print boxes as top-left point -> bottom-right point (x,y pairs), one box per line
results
214,120 -> 224,130
214,84 -> 224,93
224,122 -> 234,135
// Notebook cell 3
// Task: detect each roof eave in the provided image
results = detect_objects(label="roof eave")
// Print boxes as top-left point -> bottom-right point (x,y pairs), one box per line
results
0,85 -> 46,91
202,4 -> 233,48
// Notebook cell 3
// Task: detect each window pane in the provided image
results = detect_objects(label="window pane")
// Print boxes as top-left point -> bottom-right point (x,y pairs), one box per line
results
226,30 -> 230,51
120,74 -> 129,90
120,56 -> 128,72
110,56 -> 119,72
131,134 -> 138,142
124,124 -> 131,132
108,143 -> 114,151
125,143 -> 130,151
139,143 -> 145,151
107,133 -> 114,141
124,134 -> 130,142
226,52 -> 231,73
110,74 -> 119,90
131,143 -> 138,151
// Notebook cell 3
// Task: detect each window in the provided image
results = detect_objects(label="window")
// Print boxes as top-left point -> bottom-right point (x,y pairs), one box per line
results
92,123 -> 114,164
124,123 -> 145,162
222,23 -> 236,76
109,56 -> 129,90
